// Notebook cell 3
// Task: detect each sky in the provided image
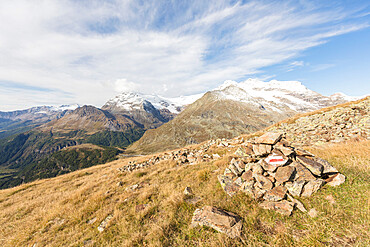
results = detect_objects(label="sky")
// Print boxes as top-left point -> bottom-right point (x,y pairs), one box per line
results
0,0 -> 369,111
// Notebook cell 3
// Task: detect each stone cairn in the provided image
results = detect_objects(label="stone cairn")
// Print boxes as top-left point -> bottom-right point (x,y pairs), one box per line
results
116,139 -> 237,173
218,132 -> 345,216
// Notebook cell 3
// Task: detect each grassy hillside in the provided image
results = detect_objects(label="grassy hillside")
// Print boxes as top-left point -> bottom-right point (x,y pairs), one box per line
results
0,139 -> 368,246
0,128 -> 144,189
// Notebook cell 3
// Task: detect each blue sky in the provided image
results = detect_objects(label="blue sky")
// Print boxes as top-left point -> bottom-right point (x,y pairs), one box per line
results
0,0 -> 369,110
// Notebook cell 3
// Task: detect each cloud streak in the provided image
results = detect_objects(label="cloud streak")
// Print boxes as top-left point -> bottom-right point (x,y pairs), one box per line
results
0,0 -> 368,110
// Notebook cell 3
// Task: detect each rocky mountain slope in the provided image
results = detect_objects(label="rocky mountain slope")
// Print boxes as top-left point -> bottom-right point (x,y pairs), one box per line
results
0,104 -> 79,139
128,79 -> 357,154
267,96 -> 369,146
0,97 -> 368,246
102,92 -> 203,129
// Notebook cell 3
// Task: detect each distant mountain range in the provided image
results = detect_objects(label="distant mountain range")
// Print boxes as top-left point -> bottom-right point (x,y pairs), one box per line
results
128,79 -> 360,153
0,104 -> 79,139
0,79 -> 361,189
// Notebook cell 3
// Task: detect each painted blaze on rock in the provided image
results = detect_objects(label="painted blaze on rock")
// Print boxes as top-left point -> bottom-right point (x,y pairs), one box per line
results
191,206 -> 242,238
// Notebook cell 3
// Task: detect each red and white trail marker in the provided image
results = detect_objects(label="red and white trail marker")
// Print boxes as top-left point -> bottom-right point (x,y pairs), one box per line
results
265,155 -> 287,166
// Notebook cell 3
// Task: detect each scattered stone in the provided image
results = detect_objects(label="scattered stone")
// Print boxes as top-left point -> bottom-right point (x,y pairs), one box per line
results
325,195 -> 336,204
87,217 -> 97,225
191,206 -> 242,238
184,186 -> 193,196
308,208 -> 318,218
213,153 -> 221,159
296,156 -> 323,176
97,214 -> 113,232
326,173 -> 346,186
83,240 -> 94,246
259,200 -> 294,216
125,184 -> 140,192
256,132 -> 282,145
301,179 -> 325,197
117,181 -> 123,186
263,186 -> 287,201
185,196 -> 202,205
275,165 -> 295,183
135,204 -> 149,212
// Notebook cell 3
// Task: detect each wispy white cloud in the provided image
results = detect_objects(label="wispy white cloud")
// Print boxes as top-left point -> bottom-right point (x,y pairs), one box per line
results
0,0 -> 368,110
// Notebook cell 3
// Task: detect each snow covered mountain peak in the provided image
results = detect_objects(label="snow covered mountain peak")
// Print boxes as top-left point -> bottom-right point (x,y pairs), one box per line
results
213,78 -> 353,112
217,78 -> 309,93
103,91 -> 204,114
103,78 -> 358,116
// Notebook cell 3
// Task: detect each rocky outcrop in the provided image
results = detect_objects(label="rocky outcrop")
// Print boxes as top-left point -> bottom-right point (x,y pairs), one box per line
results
268,97 -> 369,146
217,132 -> 345,216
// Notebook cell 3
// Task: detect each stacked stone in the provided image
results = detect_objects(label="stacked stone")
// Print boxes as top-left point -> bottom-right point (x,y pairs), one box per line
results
218,132 -> 345,216
117,146 -> 220,173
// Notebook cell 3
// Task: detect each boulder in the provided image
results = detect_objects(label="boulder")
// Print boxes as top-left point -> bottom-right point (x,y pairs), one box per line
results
296,156 -> 323,176
234,146 -> 253,156
285,180 -> 305,197
259,200 -> 294,216
263,186 -> 287,201
241,170 -> 253,181
275,165 -> 295,183
259,159 -> 278,172
274,144 -> 294,156
255,132 -> 282,145
312,157 -> 338,174
326,173 -> 345,186
287,194 -> 307,212
191,206 -> 242,238
251,163 -> 264,176
254,174 -> 273,190
301,179 -> 325,197
253,144 -> 272,156
290,161 -> 316,182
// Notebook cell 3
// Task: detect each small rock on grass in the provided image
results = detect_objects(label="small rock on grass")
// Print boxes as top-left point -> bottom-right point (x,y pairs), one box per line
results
97,214 -> 113,232
259,200 -> 294,216
191,206 -> 242,238
325,195 -> 336,204
308,208 -> 318,218
326,173 -> 346,186
184,186 -> 193,195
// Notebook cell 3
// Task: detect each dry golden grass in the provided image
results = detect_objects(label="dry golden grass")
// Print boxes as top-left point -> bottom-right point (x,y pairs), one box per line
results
0,140 -> 369,246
